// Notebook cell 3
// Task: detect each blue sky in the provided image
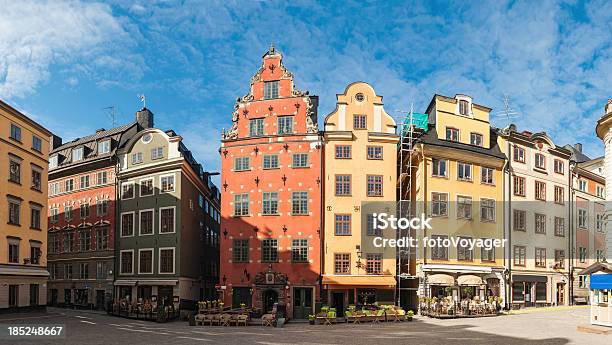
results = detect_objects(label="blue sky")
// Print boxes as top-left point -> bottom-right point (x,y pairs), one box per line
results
1,0 -> 611,185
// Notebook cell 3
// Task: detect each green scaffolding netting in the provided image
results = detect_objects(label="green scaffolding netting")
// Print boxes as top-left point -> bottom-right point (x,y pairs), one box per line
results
400,112 -> 428,138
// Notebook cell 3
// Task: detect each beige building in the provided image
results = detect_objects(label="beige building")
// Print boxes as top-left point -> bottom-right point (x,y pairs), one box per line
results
0,99 -> 51,312
322,82 -> 398,312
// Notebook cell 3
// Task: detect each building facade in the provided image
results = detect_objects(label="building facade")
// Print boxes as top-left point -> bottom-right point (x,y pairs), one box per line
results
46,120 -> 139,309
0,99 -> 51,312
115,125 -> 220,313
596,99 -> 612,262
219,46 -> 322,319
499,127 -> 571,306
408,94 -> 507,305
322,82 -> 398,314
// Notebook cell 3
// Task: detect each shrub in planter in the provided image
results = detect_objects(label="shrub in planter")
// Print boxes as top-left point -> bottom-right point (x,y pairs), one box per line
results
407,310 -> 414,321
308,314 -> 315,325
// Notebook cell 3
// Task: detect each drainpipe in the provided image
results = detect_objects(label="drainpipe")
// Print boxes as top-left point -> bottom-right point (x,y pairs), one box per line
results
319,133 -> 324,311
568,163 -> 574,305
506,136 -> 512,310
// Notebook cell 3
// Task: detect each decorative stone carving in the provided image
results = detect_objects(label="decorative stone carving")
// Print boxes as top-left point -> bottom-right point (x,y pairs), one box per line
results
304,96 -> 319,133
254,265 -> 288,285
222,110 -> 239,140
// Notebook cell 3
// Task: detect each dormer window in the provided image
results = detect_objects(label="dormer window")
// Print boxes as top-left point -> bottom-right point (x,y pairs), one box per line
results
459,100 -> 469,116
446,127 -> 459,142
98,140 -> 111,155
49,155 -> 58,169
264,81 -> 279,100
73,147 -> 84,162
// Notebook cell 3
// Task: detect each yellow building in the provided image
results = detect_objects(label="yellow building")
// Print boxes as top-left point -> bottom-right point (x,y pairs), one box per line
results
406,94 -> 507,304
322,82 -> 398,312
0,99 -> 51,311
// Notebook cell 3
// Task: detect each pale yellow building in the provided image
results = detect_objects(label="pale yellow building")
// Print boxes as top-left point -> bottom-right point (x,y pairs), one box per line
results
322,82 -> 398,312
0,99 -> 51,311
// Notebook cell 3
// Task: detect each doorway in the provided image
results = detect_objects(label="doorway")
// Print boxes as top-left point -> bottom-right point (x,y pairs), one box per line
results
524,282 -> 534,307
332,292 -> 345,317
556,283 -> 565,305
158,286 -> 173,307
96,290 -> 105,310
262,289 -> 278,314
293,288 -> 313,319
51,289 -> 58,306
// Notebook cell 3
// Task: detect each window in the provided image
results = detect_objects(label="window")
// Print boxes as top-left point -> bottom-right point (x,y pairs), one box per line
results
353,115 -> 367,129
31,169 -> 42,190
264,81 -> 279,99
120,251 -> 133,274
513,246 -> 526,266
28,245 -> 39,264
64,264 -> 73,279
481,240 -> 495,262
366,214 -> 380,236
277,116 -> 294,134
262,239 -> 278,262
79,262 -> 89,279
292,153 -> 308,167
579,275 -> 587,288
554,186 -> 564,204
80,203 -> 89,218
9,158 -> 20,183
121,213 -> 134,237
64,206 -> 72,221
432,158 -> 448,177
73,147 -> 84,161
122,182 -> 134,199
578,179 -> 587,192
131,152 -> 143,164
80,175 -> 89,189
535,248 -> 546,267
30,207 -> 41,229
578,209 -> 587,229
335,145 -> 351,159
470,133 -> 483,146
29,284 -> 39,306
160,207 -> 175,233
596,250 -> 605,262
96,228 -> 108,250
262,192 -> 278,215
334,214 -> 351,235
140,210 -> 154,235
64,232 -> 74,253
596,213 -> 604,232
534,153 -> 546,170
49,235 -> 60,254
234,157 -> 250,171
98,140 -> 110,154
8,200 -> 20,225
8,242 -> 19,263
513,146 -> 525,163
432,192 -> 448,216
9,285 -> 18,307
554,217 -> 565,237
291,191 -> 308,215
457,162 -> 472,181
263,154 -> 279,169
233,239 -> 249,263
579,247 -> 587,263
458,236 -> 474,261
367,146 -> 383,160
459,100 -> 469,115
431,235 -> 448,260
481,167 -> 494,185
446,127 -> 459,141
49,182 -> 59,196
139,249 -> 153,274
151,147 -> 163,160
554,250 -> 565,268
32,135 -> 42,152
335,175 -> 351,196
596,185 -> 605,198
457,196 -> 472,219
334,253 -> 350,274
234,193 -> 249,216
292,239 -> 308,263
513,209 -> 526,231
79,230 -> 90,251
366,175 -> 383,197
249,118 -> 264,136
140,178 -> 153,196
10,123 -> 22,141
160,175 -> 175,192
49,207 -> 59,223
49,155 -> 58,169
535,213 -> 546,234
554,159 -> 564,174
535,181 -> 546,200
65,179 -> 74,192
366,253 -> 382,274
481,199 -> 495,222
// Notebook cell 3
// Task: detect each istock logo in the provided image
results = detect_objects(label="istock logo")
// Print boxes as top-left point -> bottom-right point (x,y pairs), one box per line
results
373,212 -> 432,230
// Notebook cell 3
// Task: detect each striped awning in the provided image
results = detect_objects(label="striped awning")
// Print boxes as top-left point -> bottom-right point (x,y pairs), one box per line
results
427,274 -> 454,286
457,274 -> 483,286
322,275 -> 395,287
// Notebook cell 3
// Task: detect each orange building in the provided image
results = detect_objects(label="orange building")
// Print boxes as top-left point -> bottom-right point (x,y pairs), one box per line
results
219,46 -> 322,319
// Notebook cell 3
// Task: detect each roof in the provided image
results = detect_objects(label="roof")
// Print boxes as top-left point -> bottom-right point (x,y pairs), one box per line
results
416,125 -> 506,160
563,144 -> 591,163
0,99 -> 52,136
52,122 -> 136,153
578,261 -> 612,276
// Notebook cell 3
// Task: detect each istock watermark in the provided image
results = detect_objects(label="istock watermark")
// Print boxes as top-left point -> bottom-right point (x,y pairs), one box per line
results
373,235 -> 506,250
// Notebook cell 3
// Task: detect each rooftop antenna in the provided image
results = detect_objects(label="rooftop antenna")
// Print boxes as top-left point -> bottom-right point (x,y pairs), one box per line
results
102,106 -> 117,127
138,94 -> 146,109
491,94 -> 520,123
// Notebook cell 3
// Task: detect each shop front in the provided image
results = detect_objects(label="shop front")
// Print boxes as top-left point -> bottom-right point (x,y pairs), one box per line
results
322,275 -> 396,316
579,262 -> 612,327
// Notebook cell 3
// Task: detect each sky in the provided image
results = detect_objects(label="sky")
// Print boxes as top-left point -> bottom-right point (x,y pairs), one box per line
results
1,0 -> 611,186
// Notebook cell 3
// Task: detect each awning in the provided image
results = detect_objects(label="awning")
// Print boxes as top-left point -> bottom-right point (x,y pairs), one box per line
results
0,266 -> 50,277
114,280 -> 137,286
512,275 -> 547,283
457,274 -> 483,286
322,275 -> 395,287
137,280 -> 178,286
590,273 -> 612,289
427,274 -> 454,286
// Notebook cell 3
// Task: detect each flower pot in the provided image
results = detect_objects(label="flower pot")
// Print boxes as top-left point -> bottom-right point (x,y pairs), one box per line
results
407,317 -> 413,322
309,320 -> 315,325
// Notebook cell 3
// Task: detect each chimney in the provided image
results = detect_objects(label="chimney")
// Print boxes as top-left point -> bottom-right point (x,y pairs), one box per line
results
606,98 -> 612,115
96,128 -> 106,133
50,134 -> 63,150
574,143 -> 582,153
136,108 -> 154,129
521,130 -> 532,136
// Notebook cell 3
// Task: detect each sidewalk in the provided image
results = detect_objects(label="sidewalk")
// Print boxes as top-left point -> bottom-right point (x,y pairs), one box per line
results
506,305 -> 589,315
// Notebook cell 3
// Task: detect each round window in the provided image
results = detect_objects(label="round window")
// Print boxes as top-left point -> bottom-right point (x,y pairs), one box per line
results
141,133 -> 152,144
355,93 -> 365,102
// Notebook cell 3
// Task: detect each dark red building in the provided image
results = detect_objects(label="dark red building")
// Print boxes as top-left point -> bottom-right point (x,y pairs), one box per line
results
220,46 -> 322,319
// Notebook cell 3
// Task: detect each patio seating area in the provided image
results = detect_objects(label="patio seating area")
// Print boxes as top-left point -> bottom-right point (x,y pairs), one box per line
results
191,300 -> 253,327
311,305 -> 412,325
109,299 -> 179,322
419,296 -> 502,319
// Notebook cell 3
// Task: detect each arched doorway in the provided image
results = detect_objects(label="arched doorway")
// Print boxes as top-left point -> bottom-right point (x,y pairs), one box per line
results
263,289 -> 278,314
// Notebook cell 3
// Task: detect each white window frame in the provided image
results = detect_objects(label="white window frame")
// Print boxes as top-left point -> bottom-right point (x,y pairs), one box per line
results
159,173 -> 175,193
158,247 -> 175,274
138,248 -> 154,274
119,249 -> 134,275
139,208 -> 155,236
132,152 -> 143,165
140,177 -> 155,197
159,206 -> 176,234
49,155 -> 58,169
457,162 -> 472,181
122,181 -> 135,200
98,140 -> 111,155
73,147 -> 84,162
120,211 -> 136,238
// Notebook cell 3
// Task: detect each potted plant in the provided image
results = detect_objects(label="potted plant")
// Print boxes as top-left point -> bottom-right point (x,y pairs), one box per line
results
407,310 -> 414,321
308,314 -> 315,325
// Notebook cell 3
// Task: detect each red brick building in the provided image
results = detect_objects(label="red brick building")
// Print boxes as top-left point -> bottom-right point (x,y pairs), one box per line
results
220,46 -> 322,319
